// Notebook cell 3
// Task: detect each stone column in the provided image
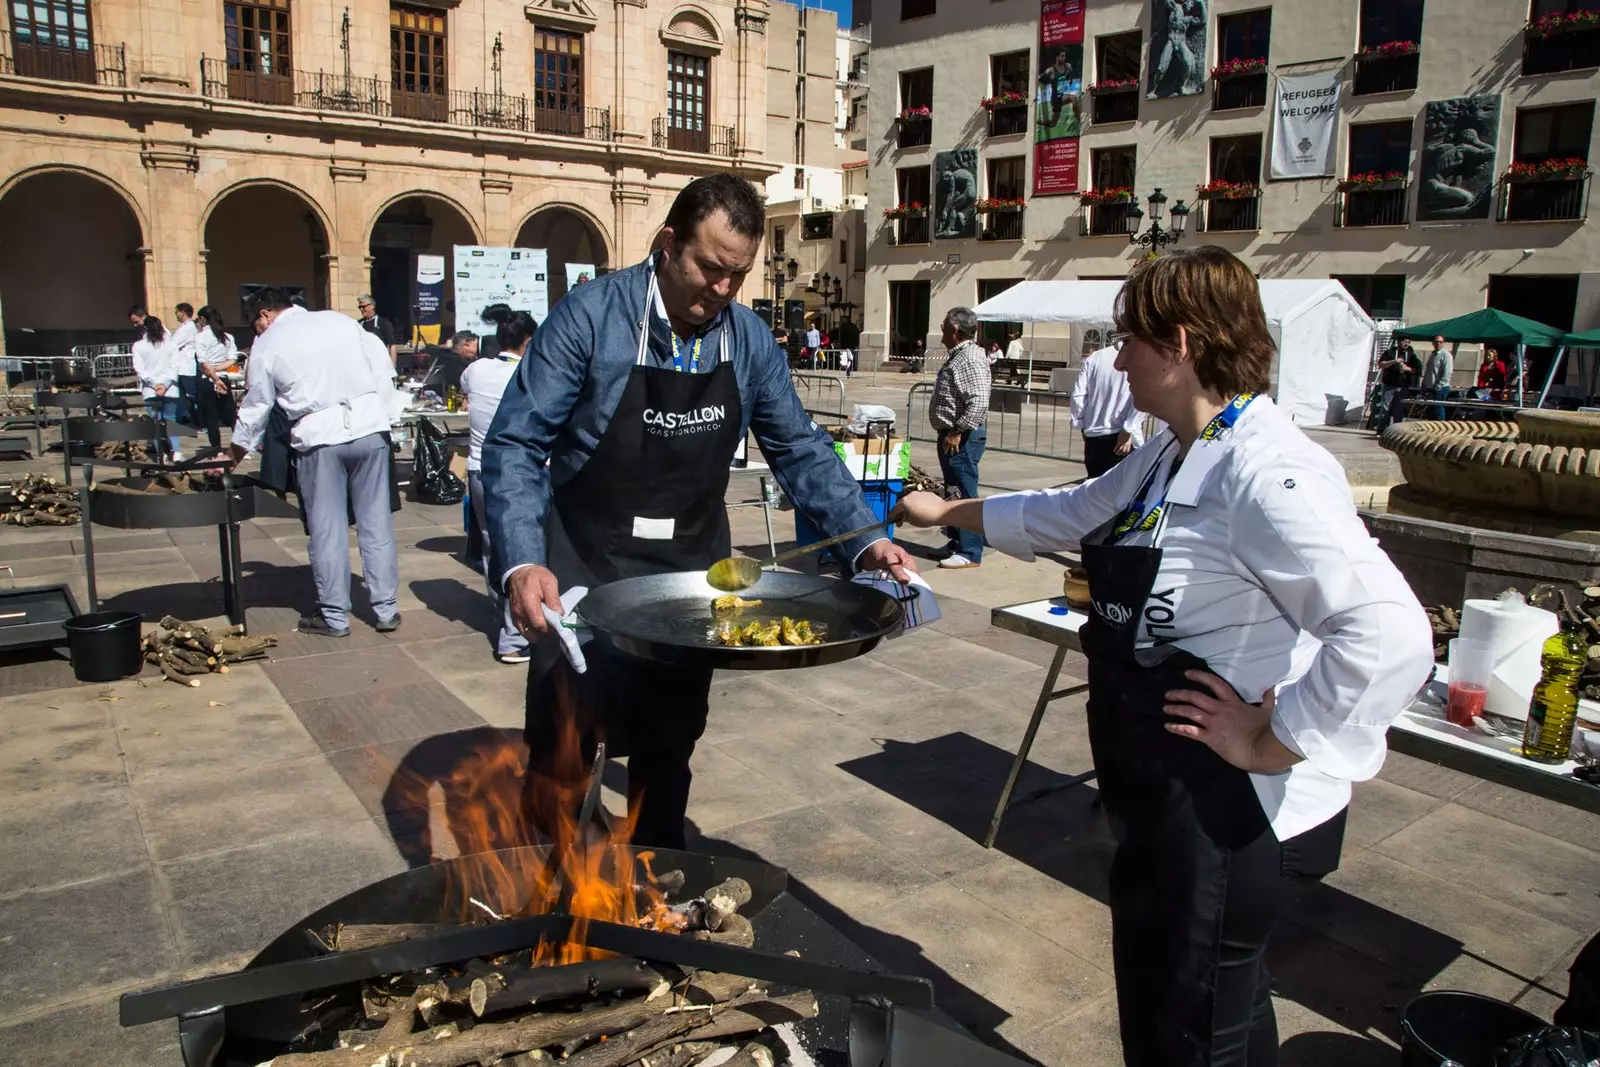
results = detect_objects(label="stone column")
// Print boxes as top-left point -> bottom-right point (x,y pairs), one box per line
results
613,0 -> 649,148
329,160 -> 372,311
138,132 -> 203,315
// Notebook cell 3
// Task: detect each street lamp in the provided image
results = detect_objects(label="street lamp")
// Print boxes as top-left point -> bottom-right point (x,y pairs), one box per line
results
1127,187 -> 1189,253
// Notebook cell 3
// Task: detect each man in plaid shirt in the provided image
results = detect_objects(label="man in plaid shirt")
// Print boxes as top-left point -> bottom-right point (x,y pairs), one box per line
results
927,307 -> 990,568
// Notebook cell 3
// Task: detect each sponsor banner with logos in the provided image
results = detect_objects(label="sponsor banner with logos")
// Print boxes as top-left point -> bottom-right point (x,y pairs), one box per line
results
1033,0 -> 1083,196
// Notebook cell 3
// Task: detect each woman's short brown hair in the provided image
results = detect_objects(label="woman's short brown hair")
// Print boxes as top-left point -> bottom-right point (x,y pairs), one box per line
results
1114,246 -> 1275,396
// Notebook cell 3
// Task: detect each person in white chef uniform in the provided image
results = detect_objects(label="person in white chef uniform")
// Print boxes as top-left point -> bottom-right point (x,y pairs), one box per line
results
1070,338 -> 1148,478
894,246 -> 1433,1067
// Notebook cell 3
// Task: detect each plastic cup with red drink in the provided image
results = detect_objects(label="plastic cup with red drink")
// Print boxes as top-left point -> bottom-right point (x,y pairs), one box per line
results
1447,638 -> 1493,729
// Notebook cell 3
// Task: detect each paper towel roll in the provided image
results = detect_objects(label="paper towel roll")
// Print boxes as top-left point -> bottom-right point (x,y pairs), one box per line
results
1458,599 -> 1560,720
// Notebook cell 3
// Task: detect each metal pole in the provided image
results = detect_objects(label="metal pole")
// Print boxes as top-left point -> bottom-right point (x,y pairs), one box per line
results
79,461 -> 97,612
1537,345 -> 1566,410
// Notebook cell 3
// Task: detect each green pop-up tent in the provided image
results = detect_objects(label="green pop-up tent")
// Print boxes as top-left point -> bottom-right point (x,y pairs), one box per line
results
1394,308 -> 1569,408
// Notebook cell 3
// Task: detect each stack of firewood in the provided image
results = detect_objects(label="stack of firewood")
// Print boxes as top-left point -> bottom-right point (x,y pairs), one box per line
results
276,876 -> 813,1067
93,440 -> 155,464
143,615 -> 277,686
1,474 -> 81,526
902,464 -> 946,497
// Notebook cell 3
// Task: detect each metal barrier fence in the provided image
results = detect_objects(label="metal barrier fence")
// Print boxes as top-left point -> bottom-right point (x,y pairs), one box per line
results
84,344 -> 135,382
905,378 -> 1159,463
790,370 -> 849,422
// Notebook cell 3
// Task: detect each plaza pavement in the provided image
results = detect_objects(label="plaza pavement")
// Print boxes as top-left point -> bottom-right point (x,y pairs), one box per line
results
0,422 -> 1592,1066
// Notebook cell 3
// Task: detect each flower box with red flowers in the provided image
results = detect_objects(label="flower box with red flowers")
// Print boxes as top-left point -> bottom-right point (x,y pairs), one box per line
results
979,92 -> 1028,110
882,202 -> 929,219
896,106 -> 932,123
1499,158 -> 1592,184
1210,57 -> 1267,80
1076,187 -> 1134,205
1195,179 -> 1260,201
1087,78 -> 1140,95
1335,170 -> 1408,193
1355,39 -> 1420,59
1526,10 -> 1600,39
974,197 -> 1026,212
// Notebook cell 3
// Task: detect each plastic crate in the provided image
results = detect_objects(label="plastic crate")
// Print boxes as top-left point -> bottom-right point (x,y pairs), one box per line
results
794,478 -> 903,552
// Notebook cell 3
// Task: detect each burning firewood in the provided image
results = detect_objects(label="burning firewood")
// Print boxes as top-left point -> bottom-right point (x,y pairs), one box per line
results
143,615 -> 277,684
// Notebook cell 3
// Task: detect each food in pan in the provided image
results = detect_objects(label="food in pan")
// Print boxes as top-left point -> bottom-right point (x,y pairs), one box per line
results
713,617 -> 826,647
711,595 -> 764,618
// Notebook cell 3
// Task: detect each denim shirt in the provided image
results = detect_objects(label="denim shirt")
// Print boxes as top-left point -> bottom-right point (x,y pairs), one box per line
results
480,256 -> 879,580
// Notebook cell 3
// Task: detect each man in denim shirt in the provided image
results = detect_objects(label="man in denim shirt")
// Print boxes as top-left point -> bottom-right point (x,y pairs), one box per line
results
482,175 -> 915,848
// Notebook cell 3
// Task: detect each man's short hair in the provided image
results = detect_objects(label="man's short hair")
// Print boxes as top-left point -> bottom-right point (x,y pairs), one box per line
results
1433,335 -> 1446,345
664,174 -> 765,244
357,294 -> 376,306
129,305 -> 146,318
947,307 -> 980,340
249,287 -> 295,317
175,302 -> 194,317
449,331 -> 478,351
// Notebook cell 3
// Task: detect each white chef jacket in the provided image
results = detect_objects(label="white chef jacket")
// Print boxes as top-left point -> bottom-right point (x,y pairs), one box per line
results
1006,338 -> 1025,362
170,319 -> 199,373
232,306 -> 395,453
1070,345 -> 1145,441
461,356 -> 520,472
194,328 -> 238,369
131,338 -> 180,399
983,396 -> 1434,840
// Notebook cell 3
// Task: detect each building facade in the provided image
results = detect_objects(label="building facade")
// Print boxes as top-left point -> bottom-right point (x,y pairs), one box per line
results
0,0 -> 781,354
865,0 -> 1600,370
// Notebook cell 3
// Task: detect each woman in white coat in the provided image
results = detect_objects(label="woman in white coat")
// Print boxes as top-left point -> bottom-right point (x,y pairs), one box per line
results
132,316 -> 183,460
895,246 -> 1433,1067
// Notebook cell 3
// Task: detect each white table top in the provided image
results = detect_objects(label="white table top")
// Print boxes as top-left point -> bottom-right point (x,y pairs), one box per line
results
992,598 -> 1088,647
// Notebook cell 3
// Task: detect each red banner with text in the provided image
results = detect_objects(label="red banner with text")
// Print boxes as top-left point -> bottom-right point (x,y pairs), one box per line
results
1033,0 -> 1084,196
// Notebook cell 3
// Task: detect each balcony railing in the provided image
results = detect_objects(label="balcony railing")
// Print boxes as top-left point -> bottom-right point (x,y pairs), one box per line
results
1197,193 -> 1262,233
1079,200 -> 1140,236
200,56 -> 294,105
1352,50 -> 1420,95
392,86 -> 449,123
897,116 -> 932,149
1212,71 -> 1267,111
1498,175 -> 1591,222
0,40 -> 125,87
1523,26 -> 1600,76
1335,185 -> 1410,227
295,69 -> 388,115
651,118 -> 736,156
978,208 -> 1025,241
892,215 -> 931,245
986,103 -> 1028,137
1091,88 -> 1139,124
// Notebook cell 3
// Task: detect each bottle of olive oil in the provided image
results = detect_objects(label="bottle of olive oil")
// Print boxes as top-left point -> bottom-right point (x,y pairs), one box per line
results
1522,619 -> 1587,764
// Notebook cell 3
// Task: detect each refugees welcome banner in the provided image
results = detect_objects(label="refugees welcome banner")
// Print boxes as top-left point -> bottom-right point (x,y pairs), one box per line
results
1270,70 -> 1340,180
1033,0 -> 1084,196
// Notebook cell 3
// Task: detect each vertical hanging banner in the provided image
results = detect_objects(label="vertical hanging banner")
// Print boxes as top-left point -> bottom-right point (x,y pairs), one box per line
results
1148,0 -> 1207,99
1270,71 -> 1341,179
1033,0 -> 1084,196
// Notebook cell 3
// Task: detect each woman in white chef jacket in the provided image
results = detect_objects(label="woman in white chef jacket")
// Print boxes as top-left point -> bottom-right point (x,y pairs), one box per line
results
131,316 -> 183,460
895,246 -> 1433,1067
192,305 -> 239,451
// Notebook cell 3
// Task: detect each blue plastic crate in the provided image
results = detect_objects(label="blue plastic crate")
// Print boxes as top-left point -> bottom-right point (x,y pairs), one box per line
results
794,478 -> 903,552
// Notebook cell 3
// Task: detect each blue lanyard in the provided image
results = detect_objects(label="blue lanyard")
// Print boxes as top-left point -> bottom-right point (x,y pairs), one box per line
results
1107,393 -> 1256,543
670,331 -> 704,373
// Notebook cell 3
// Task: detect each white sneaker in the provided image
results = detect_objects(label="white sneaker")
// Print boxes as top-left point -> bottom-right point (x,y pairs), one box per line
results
496,650 -> 531,664
938,553 -> 981,569
171,450 -> 184,462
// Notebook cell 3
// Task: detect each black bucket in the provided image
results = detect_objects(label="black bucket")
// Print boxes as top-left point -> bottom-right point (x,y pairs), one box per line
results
63,612 -> 144,683
1400,990 -> 1544,1067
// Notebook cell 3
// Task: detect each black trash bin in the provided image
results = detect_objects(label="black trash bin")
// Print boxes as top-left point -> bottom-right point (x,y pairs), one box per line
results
63,611 -> 144,683
1400,990 -> 1544,1067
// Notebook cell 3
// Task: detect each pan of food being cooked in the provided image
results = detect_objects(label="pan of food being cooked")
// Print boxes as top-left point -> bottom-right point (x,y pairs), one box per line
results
576,569 -> 909,670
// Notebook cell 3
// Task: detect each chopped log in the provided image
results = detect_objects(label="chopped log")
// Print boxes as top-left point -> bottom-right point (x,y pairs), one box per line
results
654,870 -> 688,897
159,659 -> 202,687
332,923 -> 466,953
375,992 -> 420,1045
692,913 -> 754,949
719,1040 -> 777,1067
624,1043 -> 719,1067
662,991 -> 817,1046
472,958 -> 669,1017
569,992 -> 817,1067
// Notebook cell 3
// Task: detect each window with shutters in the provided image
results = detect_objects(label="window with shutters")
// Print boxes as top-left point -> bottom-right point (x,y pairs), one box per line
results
223,0 -> 293,104
1213,9 -> 1270,111
8,0 -> 96,83
534,27 -> 584,135
667,50 -> 710,154
391,4 -> 447,122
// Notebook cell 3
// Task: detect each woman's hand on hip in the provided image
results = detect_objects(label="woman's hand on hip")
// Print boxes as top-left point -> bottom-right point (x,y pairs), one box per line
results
1164,670 -> 1302,773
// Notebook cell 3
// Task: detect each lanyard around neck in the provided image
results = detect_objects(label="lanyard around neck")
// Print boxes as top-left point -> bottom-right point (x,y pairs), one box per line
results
1107,393 -> 1256,544
670,332 -> 704,373
637,264 -> 728,370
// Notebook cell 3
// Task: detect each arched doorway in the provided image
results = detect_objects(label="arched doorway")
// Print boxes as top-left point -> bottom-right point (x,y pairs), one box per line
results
369,196 -> 477,345
205,183 -> 330,328
515,207 -> 610,307
0,170 -> 145,355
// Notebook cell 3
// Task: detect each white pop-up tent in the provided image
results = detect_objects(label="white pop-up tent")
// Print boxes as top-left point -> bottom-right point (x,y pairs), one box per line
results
973,278 -> 1376,425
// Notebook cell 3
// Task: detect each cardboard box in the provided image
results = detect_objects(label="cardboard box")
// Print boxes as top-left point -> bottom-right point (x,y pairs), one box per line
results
830,435 -> 911,481
448,451 -> 469,482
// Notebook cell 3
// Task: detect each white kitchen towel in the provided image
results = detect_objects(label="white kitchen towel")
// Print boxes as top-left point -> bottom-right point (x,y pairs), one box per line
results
542,585 -> 591,674
852,569 -> 940,635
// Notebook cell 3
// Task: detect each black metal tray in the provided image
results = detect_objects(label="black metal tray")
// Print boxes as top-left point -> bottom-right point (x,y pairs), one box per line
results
0,582 -> 79,649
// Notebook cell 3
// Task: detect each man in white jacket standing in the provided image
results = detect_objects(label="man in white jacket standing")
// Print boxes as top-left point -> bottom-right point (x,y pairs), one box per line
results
231,288 -> 401,638
1070,342 -> 1146,478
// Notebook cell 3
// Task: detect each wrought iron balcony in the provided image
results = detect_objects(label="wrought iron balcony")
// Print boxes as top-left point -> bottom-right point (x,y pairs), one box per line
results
1196,193 -> 1262,233
896,115 -> 932,149
986,103 -> 1028,137
652,117 -> 737,157
1079,201 -> 1140,236
1212,70 -> 1267,111
392,86 -> 449,123
294,70 -> 388,116
1497,174 -> 1591,223
1523,26 -> 1600,76
0,40 -> 125,87
892,215 -> 930,245
1352,49 -> 1420,95
200,56 -> 294,105
1091,88 -> 1139,124
1334,185 -> 1410,227
978,208 -> 1025,241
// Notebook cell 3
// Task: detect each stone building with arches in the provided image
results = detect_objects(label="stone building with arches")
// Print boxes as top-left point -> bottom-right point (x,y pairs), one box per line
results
0,0 -> 782,353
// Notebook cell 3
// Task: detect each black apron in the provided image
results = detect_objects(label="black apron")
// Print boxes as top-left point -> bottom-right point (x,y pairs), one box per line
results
523,266 -> 743,849
1077,417 -> 1344,1067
